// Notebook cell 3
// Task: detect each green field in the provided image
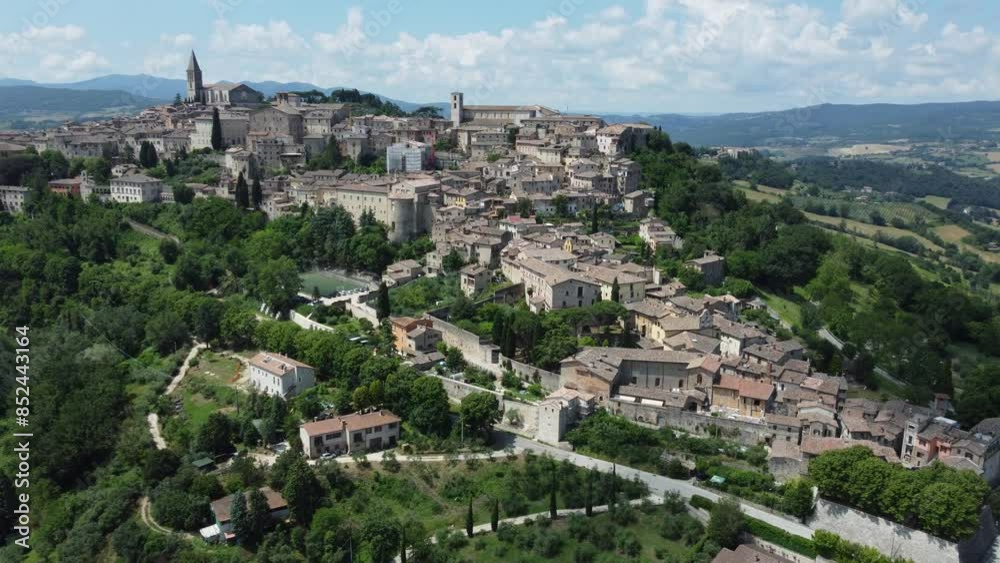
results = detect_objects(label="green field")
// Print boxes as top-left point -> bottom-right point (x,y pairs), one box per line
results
921,195 -> 952,210
168,351 -> 243,428
300,270 -> 369,297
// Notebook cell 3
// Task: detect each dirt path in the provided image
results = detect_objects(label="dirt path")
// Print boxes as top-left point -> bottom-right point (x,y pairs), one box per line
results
138,496 -> 194,539
147,342 -> 207,451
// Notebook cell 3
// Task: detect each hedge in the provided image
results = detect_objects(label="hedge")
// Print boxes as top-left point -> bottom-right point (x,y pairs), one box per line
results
690,495 -> 715,511
746,517 -> 817,558
689,494 -> 816,558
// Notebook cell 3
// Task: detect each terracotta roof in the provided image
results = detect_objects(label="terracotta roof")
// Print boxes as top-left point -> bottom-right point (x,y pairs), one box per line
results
300,409 -> 401,438
712,544 -> 795,563
800,437 -> 899,462
210,487 -> 286,524
249,352 -> 312,377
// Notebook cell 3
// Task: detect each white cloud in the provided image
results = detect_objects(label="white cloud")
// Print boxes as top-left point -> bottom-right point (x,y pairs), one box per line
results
841,0 -> 926,31
0,24 -> 85,54
40,51 -> 110,80
210,20 -> 308,54
160,33 -> 195,48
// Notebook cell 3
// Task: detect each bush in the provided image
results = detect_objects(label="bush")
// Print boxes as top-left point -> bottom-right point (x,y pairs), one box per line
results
813,529 -> 912,563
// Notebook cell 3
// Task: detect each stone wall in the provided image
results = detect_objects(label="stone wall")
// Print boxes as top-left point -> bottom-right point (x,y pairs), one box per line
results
430,375 -> 538,438
502,356 -> 563,391
289,311 -> 335,332
425,315 -> 502,374
609,398 -> 799,447
809,499 -> 997,563
346,301 -> 379,326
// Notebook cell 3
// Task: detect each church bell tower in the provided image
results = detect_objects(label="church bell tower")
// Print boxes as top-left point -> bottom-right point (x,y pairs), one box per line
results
186,51 -> 203,103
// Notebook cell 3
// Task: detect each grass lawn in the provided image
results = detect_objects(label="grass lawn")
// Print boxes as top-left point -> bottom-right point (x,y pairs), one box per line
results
169,351 -> 244,428
390,274 -> 462,316
454,507 -> 695,562
300,269 -> 369,297
759,290 -> 803,328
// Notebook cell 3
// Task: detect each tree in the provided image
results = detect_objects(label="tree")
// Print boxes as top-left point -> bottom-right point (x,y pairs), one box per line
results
408,376 -> 452,436
466,497 -> 474,537
139,141 -> 159,169
308,136 -> 344,170
283,456 -> 322,523
173,184 -> 194,204
196,412 -> 234,455
253,256 -> 301,315
158,238 -> 180,264
143,449 -> 180,484
230,490 -> 250,543
376,281 -> 391,320
549,482 -> 557,519
173,93 -> 183,105
491,498 -> 499,532
245,487 -> 270,546
145,311 -> 189,355
707,497 -> 746,549
610,277 -> 620,302
442,249 -> 465,272
211,107 -> 223,151
782,478 -> 815,521
251,175 -> 263,210
459,392 -> 501,438
590,202 -> 600,234
235,172 -> 250,209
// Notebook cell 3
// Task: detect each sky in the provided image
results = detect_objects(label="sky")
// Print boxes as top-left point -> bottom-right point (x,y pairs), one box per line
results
2,0 -> 999,113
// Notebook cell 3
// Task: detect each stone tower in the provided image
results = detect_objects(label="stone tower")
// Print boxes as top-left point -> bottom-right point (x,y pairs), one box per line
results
186,51 -> 203,103
450,91 -> 464,128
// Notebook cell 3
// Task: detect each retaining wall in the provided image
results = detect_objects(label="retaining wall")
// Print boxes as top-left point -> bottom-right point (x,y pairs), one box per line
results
808,499 -> 996,563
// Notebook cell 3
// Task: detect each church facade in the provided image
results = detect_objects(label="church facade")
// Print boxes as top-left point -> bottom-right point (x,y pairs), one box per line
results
186,51 -> 264,107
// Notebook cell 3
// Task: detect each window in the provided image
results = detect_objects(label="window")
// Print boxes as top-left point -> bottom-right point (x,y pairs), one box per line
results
654,378 -> 660,387
353,432 -> 363,443
630,377 -> 637,385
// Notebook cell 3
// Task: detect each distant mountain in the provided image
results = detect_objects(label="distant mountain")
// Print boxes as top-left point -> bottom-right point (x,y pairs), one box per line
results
604,101 -> 1000,146
0,85 -> 161,128
0,74 -> 446,113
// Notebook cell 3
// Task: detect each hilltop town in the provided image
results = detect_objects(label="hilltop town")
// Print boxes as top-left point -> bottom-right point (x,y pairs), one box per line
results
2,53 -> 1000,563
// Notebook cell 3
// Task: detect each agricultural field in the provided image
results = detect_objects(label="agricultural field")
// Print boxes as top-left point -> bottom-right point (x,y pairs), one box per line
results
934,224 -> 1000,264
337,454 -> 648,534
804,213 -> 944,253
452,507 -> 696,563
828,143 -> 908,156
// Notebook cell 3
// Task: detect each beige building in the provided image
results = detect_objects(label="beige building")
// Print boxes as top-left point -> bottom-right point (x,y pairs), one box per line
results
299,409 -> 401,458
110,174 -> 164,203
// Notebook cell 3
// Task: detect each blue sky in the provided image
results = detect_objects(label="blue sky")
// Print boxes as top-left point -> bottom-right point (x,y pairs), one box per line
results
2,0 -> 998,113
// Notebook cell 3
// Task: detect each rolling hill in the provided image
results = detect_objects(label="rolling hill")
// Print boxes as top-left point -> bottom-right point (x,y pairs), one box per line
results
0,85 -> 162,128
605,101 -> 1000,146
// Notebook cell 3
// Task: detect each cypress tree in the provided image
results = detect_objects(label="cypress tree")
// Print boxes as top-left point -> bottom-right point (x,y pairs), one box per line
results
235,172 -> 250,209
246,488 -> 270,546
585,469 -> 594,517
251,175 -> 263,210
549,484 -> 557,519
230,490 -> 249,543
465,498 -> 474,538
400,526 -> 407,563
491,498 -> 499,532
211,107 -> 223,150
610,277 -> 620,302
376,282 -> 390,321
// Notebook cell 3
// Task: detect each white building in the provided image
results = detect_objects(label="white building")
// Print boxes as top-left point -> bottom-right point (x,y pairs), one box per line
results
247,352 -> 316,399
110,174 -> 164,203
0,186 -> 28,213
386,141 -> 432,173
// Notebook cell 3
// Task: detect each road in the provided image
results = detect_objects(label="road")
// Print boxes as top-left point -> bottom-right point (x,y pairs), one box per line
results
505,435 -> 816,540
